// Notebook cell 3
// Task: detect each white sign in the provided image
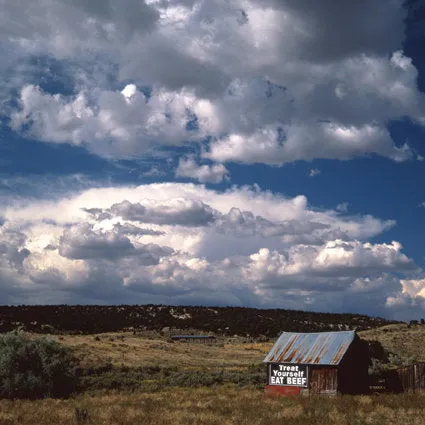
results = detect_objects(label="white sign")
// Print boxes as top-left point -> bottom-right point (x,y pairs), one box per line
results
268,363 -> 308,387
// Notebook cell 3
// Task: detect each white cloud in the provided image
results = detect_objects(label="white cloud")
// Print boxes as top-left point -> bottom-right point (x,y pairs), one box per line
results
0,182 -> 420,317
244,240 -> 413,283
0,0 -> 159,58
112,222 -> 165,236
108,198 -> 219,227
336,202 -> 349,213
10,84 -> 221,158
0,0 -> 423,317
142,166 -> 165,177
121,84 -> 138,100
308,168 -> 321,177
175,156 -> 229,183
400,278 -> 425,299
2,0 -> 424,164
384,277 -> 425,320
58,222 -> 172,262
204,122 -> 413,165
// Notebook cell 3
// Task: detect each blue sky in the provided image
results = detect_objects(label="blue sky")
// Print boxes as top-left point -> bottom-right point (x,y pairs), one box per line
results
1,0 -> 425,320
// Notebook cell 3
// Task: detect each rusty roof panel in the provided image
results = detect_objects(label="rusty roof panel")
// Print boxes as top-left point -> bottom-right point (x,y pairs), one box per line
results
263,331 -> 355,365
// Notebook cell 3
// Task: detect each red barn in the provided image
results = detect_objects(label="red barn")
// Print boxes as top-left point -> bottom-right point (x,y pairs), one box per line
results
263,330 -> 369,396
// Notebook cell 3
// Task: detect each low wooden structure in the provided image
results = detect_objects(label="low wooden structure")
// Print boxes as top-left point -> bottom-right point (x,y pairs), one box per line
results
263,331 -> 369,396
387,363 -> 425,393
170,335 -> 216,344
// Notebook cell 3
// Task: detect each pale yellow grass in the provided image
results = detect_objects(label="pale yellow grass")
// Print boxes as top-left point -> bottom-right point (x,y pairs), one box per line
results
26,332 -> 273,370
0,387 -> 424,425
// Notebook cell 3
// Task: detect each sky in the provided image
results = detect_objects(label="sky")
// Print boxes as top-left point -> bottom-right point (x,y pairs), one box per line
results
1,0 -> 425,320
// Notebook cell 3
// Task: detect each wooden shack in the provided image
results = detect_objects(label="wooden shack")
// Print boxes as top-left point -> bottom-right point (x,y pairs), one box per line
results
263,331 -> 369,396
170,335 -> 216,344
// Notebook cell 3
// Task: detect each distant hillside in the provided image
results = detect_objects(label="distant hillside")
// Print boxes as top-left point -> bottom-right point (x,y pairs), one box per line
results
359,323 -> 425,364
0,305 -> 399,337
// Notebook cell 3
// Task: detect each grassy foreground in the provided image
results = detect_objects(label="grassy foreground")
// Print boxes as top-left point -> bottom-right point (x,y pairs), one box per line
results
0,386 -> 425,425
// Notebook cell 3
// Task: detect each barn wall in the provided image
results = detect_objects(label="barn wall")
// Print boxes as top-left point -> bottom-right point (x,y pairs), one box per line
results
265,385 -> 301,396
337,336 -> 370,394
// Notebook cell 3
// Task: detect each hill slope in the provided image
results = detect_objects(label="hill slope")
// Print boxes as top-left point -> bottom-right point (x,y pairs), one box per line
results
359,323 -> 425,364
0,304 -> 398,337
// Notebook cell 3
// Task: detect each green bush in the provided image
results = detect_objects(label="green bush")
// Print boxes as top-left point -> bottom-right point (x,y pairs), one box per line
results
0,332 -> 77,399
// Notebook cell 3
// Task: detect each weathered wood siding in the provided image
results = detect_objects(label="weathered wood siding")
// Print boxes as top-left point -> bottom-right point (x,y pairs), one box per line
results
308,367 -> 338,395
396,363 -> 425,392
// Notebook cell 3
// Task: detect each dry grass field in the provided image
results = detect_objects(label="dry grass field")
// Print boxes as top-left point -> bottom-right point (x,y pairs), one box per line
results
21,331 -> 273,393
29,332 -> 273,371
2,325 -> 425,424
0,386 -> 425,425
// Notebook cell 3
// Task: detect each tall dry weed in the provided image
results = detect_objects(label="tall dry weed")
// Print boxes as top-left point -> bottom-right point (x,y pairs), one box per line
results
0,387 -> 424,425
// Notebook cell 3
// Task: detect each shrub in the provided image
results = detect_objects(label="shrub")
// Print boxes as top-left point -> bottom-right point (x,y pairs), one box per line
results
75,407 -> 90,423
366,340 -> 387,362
387,352 -> 403,367
368,358 -> 384,376
0,332 -> 77,399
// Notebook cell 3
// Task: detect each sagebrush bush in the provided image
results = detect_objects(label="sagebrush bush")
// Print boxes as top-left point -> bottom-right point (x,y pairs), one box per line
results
0,332 -> 77,399
78,362 -> 265,393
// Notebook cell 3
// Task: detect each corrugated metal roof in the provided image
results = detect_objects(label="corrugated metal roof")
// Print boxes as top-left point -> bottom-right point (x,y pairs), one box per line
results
263,331 -> 355,365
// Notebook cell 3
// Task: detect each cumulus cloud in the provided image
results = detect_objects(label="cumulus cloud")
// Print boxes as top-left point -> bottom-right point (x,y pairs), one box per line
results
308,168 -> 321,177
214,207 -> 330,240
10,84 -> 220,158
175,156 -> 229,183
1,0 -> 423,317
336,202 -> 349,213
59,223 -> 131,260
399,278 -> 425,300
204,121 -> 413,164
383,277 -> 425,320
0,0 -> 159,57
57,222 -> 173,266
244,240 -> 414,284
108,198 -> 219,227
0,228 -> 31,271
112,222 -> 165,236
0,182 -> 420,317
2,0 -> 424,164
142,166 -> 165,177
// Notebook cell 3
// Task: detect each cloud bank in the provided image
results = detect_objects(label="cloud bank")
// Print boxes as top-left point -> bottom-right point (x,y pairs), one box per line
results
0,183 -> 420,319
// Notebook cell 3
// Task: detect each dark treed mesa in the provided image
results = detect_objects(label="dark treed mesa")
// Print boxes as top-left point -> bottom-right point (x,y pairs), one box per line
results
2,0 -> 425,423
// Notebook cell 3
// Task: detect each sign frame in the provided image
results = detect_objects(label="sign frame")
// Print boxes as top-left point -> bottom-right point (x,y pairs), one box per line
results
268,363 -> 309,388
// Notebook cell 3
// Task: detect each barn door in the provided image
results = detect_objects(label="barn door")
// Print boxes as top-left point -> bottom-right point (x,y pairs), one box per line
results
310,367 -> 338,395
